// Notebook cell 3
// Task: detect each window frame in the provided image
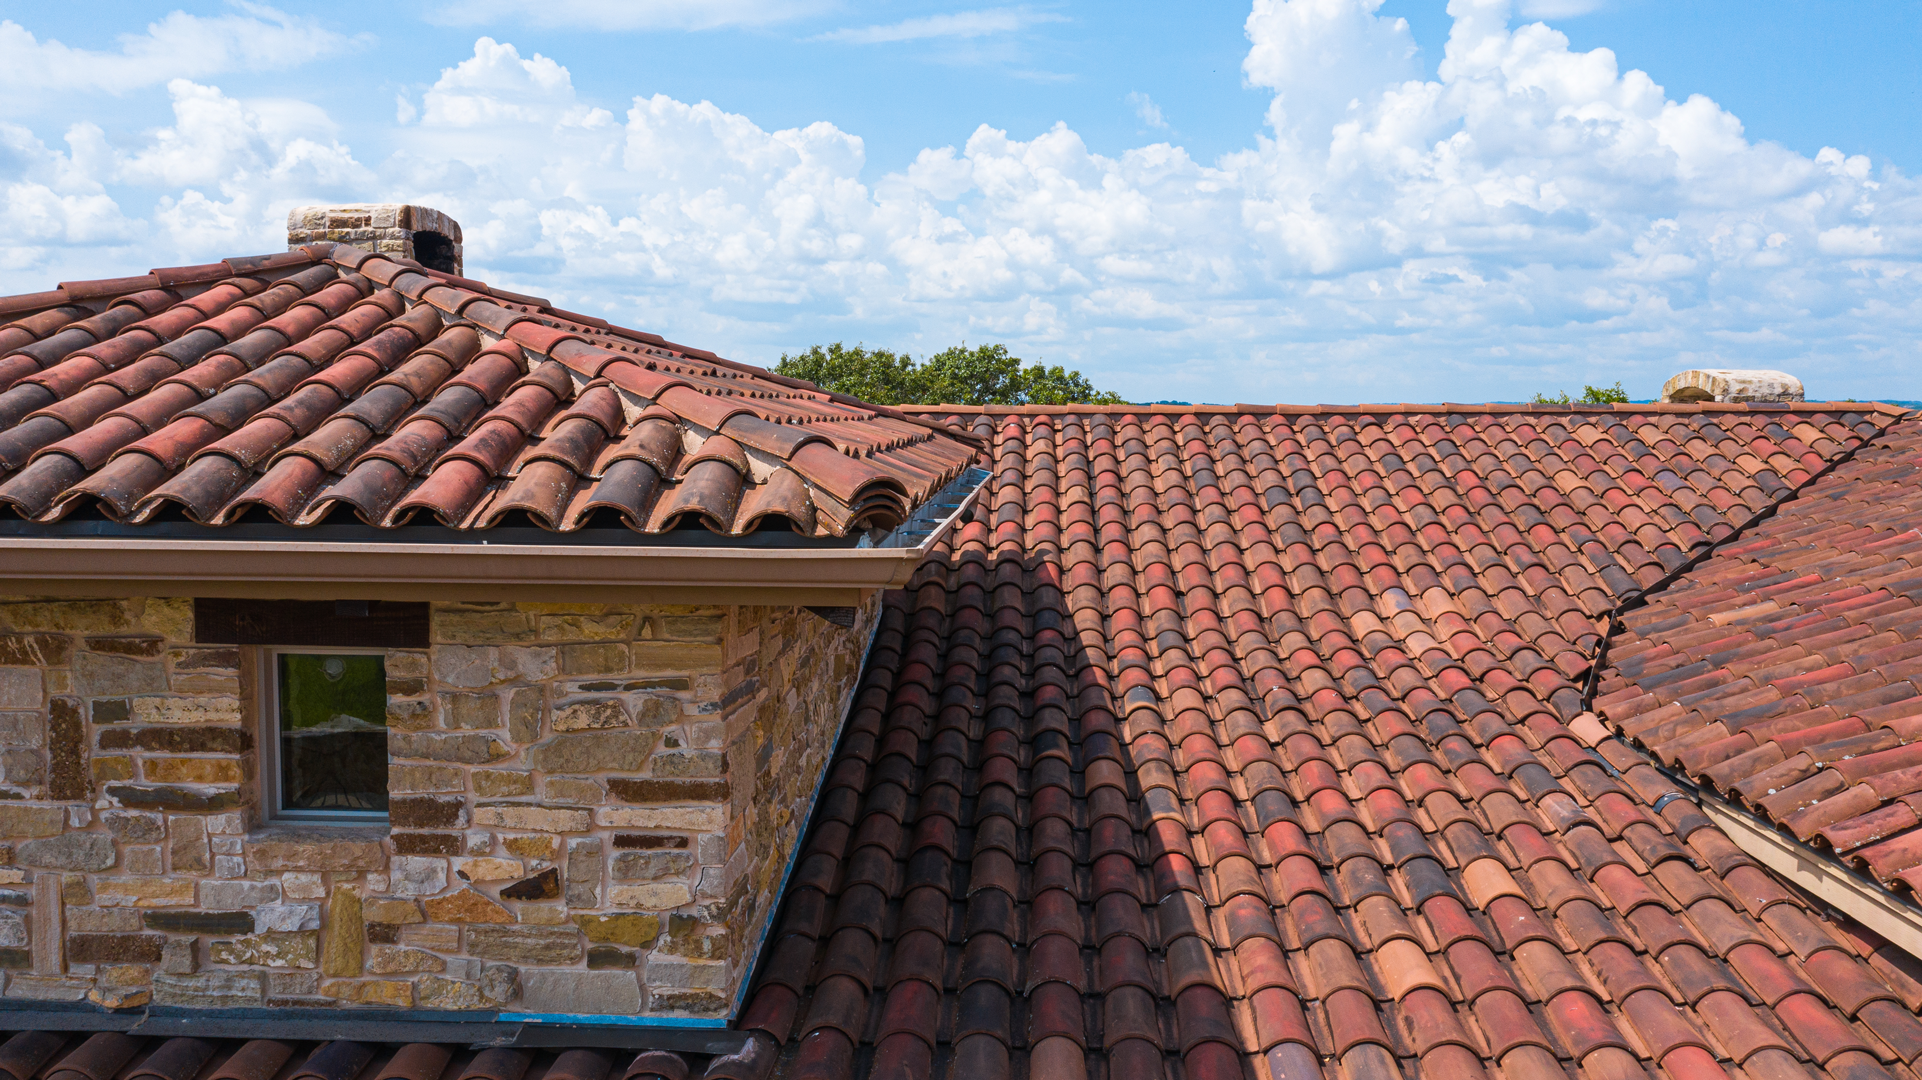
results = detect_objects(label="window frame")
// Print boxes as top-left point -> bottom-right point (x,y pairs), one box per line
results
260,645 -> 392,824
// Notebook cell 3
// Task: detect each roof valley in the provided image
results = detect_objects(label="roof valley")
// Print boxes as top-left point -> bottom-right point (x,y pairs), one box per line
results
1595,415 -> 1922,921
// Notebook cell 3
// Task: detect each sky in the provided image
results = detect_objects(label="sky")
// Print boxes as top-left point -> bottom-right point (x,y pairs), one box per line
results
0,0 -> 1917,405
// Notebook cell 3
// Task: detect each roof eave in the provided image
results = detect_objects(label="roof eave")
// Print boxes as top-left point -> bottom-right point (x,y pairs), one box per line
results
0,534 -> 907,606
0,468 -> 988,607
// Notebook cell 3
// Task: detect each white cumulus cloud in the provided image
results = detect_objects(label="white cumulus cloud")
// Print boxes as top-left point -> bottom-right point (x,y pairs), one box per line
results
418,38 -> 613,130
1242,0 -> 1420,141
2,0 -> 1920,406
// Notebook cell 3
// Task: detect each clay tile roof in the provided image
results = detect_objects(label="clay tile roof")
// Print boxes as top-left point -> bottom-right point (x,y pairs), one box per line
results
733,402 -> 1922,1079
0,245 -> 980,540
1598,417 -> 1922,886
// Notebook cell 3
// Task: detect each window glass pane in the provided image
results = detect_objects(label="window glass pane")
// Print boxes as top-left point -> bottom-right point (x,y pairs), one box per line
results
277,653 -> 388,813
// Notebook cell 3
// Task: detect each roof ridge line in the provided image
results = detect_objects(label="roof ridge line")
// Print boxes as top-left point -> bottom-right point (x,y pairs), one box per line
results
897,401 -> 1916,416
311,242 -> 989,452
0,249 -> 321,321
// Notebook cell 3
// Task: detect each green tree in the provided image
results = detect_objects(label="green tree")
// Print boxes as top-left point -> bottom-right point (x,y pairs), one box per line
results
775,341 -> 1123,406
770,343 -> 925,405
1530,381 -> 1629,405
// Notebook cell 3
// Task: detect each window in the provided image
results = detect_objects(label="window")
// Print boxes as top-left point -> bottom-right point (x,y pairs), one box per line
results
193,598 -> 428,823
266,649 -> 389,819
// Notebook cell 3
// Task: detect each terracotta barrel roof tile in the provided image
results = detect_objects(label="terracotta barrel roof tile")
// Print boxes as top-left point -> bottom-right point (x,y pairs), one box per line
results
0,244 -> 977,538
722,404 -> 1922,1077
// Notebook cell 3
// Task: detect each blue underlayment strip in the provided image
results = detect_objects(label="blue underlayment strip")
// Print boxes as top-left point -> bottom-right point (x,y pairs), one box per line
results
500,1013 -> 728,1028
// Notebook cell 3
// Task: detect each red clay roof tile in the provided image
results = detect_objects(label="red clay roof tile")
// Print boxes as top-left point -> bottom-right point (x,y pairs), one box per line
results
1601,425 -> 1922,879
0,245 -> 978,539
728,403 -> 1922,1078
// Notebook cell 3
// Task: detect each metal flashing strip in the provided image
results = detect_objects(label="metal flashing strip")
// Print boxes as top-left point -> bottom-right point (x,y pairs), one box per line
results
873,466 -> 990,549
0,1001 -> 753,1054
0,1003 -> 508,1044
133,1013 -> 514,1047
497,1012 -> 726,1027
0,1002 -> 141,1033
0,468 -> 990,606
1698,792 -> 1922,962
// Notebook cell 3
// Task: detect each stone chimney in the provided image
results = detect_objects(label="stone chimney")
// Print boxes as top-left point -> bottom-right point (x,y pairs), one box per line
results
1661,368 -> 1805,404
288,203 -> 463,276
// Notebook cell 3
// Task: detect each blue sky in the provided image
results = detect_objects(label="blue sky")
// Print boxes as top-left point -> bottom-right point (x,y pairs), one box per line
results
1,0 -> 1917,404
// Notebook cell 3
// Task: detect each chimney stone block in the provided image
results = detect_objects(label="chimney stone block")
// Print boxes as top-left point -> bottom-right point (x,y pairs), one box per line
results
287,203 -> 463,276
1661,369 -> 1805,403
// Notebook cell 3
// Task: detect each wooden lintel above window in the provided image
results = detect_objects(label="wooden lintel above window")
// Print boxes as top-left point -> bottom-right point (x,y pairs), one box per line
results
195,599 -> 430,649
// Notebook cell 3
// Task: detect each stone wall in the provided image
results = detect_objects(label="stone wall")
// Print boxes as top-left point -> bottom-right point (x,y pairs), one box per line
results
0,593 -> 879,1015
717,606 -> 883,998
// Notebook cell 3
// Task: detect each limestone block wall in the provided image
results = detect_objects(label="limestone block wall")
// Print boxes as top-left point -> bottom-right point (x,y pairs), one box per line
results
718,605 -> 886,989
0,593 -> 879,1016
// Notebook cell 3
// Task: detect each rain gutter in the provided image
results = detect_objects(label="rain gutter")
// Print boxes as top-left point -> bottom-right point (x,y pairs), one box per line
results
0,469 -> 988,608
